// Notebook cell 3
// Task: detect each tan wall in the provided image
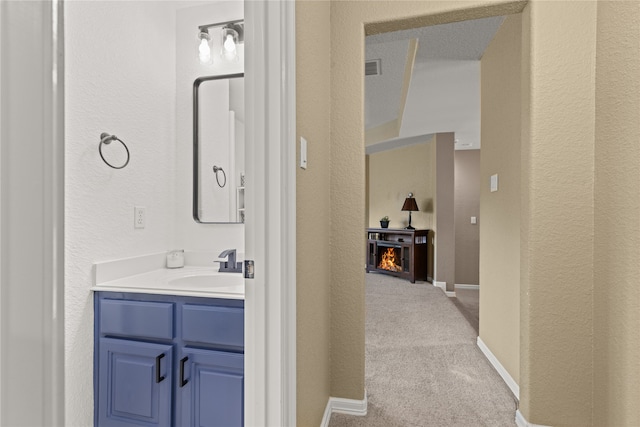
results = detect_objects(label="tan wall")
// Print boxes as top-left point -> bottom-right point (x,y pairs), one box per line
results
593,2 -> 640,425
435,133 -> 455,291
479,14 -> 521,385
367,140 -> 435,230
454,149 -> 480,285
520,2 -> 596,425
324,2 -> 616,426
296,1 -> 332,425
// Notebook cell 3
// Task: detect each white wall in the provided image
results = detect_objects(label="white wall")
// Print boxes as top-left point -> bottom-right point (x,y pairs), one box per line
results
400,60 -> 480,148
65,2 -> 245,424
175,2 -> 244,251
65,2 -> 178,424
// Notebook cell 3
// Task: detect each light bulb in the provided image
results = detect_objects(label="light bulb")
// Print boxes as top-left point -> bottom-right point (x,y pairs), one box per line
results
198,34 -> 211,64
223,34 -> 236,53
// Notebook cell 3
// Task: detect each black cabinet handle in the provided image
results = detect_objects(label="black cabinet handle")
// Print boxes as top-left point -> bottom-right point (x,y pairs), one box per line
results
155,353 -> 165,383
180,356 -> 189,387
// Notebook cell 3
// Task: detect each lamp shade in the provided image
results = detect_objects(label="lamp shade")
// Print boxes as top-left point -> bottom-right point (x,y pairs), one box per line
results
401,193 -> 419,212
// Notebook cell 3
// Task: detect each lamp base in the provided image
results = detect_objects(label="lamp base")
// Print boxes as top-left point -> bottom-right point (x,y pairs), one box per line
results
405,211 -> 415,230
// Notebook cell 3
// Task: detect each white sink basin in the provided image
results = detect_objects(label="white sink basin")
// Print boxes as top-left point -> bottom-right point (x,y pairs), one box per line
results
92,266 -> 245,299
169,274 -> 243,288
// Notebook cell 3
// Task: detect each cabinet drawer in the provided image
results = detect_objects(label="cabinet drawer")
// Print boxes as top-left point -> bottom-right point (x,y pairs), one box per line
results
100,299 -> 174,340
182,305 -> 244,348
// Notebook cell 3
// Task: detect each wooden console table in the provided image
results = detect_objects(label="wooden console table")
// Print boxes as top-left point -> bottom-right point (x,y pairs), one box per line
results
366,228 -> 432,283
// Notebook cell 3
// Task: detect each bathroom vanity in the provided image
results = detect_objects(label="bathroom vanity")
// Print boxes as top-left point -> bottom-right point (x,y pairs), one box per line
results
92,261 -> 245,427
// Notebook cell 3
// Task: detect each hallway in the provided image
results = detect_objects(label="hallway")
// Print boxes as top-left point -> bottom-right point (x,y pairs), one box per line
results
330,274 -> 516,426
452,286 -> 480,334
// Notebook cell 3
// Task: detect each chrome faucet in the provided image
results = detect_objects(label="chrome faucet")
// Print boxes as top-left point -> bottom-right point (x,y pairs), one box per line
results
216,249 -> 242,273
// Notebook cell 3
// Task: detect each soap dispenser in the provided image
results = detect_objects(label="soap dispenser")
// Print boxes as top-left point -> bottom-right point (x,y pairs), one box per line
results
166,249 -> 185,268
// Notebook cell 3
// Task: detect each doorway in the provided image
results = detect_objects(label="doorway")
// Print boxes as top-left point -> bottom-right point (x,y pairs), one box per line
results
0,1 -> 295,426
322,0 -> 528,416
364,11 -> 517,328
344,6 -> 520,424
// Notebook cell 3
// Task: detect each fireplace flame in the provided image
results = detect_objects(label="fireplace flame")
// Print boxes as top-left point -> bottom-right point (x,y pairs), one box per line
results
378,247 -> 401,272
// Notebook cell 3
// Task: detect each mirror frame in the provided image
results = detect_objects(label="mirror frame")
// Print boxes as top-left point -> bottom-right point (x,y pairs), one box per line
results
192,72 -> 245,223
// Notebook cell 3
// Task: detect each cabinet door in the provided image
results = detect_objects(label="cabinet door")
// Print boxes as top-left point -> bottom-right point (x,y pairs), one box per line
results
98,338 -> 173,427
367,240 -> 377,272
178,348 -> 244,427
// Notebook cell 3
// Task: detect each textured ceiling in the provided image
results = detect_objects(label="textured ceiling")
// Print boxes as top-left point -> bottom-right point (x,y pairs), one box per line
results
367,16 -> 505,62
365,40 -> 411,129
365,16 -> 505,151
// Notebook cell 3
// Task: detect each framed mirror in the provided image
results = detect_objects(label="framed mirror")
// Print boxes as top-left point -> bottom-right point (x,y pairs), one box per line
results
193,73 -> 245,223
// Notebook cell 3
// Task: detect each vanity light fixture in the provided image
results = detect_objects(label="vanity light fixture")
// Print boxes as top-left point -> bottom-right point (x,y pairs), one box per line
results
221,26 -> 239,60
197,19 -> 244,64
198,31 -> 212,64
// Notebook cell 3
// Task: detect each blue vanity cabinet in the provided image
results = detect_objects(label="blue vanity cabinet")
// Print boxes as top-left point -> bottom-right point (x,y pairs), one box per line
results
95,292 -> 244,427
98,338 -> 173,427
96,297 -> 176,427
178,348 -> 244,426
177,303 -> 245,426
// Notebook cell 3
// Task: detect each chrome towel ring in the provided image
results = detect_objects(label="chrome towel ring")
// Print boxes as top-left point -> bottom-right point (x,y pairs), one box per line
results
212,165 -> 227,188
99,132 -> 130,169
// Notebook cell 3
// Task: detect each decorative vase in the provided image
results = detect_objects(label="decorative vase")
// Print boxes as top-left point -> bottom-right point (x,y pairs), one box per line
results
380,220 -> 389,228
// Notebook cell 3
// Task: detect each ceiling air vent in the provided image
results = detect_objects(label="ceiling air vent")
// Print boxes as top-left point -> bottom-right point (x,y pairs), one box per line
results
365,59 -> 381,76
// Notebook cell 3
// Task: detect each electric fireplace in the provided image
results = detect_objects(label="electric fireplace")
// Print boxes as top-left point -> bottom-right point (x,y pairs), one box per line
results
376,244 -> 407,273
366,228 -> 432,283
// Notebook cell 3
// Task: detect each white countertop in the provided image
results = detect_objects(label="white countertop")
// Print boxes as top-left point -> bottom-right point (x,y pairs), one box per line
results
91,254 -> 244,299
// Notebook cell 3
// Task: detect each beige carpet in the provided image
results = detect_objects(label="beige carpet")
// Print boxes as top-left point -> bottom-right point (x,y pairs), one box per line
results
329,273 -> 517,427
452,286 -> 480,334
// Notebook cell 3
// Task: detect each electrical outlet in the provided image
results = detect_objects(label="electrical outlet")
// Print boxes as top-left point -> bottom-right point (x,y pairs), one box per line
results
134,206 -> 146,229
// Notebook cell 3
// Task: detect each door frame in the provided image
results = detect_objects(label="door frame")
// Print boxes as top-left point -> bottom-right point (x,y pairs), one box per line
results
244,1 -> 296,425
0,1 -> 297,425
0,1 -> 65,425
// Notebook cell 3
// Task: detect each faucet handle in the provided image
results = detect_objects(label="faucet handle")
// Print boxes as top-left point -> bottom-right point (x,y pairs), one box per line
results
216,249 -> 241,273
218,249 -> 236,259
216,250 -> 242,273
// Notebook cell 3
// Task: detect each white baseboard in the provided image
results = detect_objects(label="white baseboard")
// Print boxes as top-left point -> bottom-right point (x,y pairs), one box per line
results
320,399 -> 332,427
455,283 -> 479,290
320,391 -> 368,427
515,410 -> 552,427
476,336 -> 520,400
434,281 -> 456,297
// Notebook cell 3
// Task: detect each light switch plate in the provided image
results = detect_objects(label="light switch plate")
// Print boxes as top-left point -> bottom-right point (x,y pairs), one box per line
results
300,137 -> 308,169
490,174 -> 499,192
471,216 -> 477,224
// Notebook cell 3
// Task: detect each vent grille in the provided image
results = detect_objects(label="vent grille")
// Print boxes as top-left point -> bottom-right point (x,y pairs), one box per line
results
365,59 -> 381,76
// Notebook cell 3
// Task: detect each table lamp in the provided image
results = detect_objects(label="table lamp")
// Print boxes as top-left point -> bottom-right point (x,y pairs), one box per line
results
401,192 -> 419,230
